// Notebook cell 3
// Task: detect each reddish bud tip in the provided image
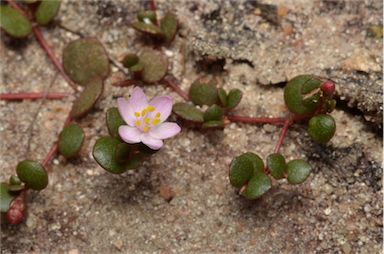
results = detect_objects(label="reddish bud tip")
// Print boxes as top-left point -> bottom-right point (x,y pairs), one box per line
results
320,80 -> 335,97
6,208 -> 24,225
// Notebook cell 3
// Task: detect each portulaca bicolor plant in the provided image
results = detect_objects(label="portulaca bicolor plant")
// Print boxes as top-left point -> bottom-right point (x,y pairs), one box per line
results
117,87 -> 181,150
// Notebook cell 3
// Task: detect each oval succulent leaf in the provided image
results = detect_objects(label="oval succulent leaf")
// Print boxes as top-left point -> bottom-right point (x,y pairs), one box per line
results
139,49 -> 168,83
106,107 -> 125,138
58,123 -> 85,159
0,183 -> 17,212
229,153 -> 255,188
308,114 -> 336,144
243,152 -> 265,175
9,175 -> 21,186
284,75 -> 322,115
131,21 -> 164,38
160,12 -> 178,43
0,5 -> 32,38
93,137 -> 137,174
287,159 -> 311,184
203,104 -> 224,122
173,103 -> 204,122
241,173 -> 271,200
122,53 -> 139,68
189,78 -> 219,106
218,88 -> 227,106
16,160 -> 48,190
63,38 -> 110,85
35,0 -> 61,25
137,10 -> 157,23
70,77 -> 104,118
267,153 -> 287,179
226,89 -> 243,109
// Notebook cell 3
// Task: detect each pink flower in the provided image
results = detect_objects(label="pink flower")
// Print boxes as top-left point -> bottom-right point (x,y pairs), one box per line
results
117,87 -> 181,150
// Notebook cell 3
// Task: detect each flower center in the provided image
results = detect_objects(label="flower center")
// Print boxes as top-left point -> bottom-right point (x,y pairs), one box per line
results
133,105 -> 161,133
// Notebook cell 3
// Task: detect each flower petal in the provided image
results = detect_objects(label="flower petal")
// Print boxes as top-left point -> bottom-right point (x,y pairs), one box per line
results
118,125 -> 141,143
117,98 -> 136,126
141,133 -> 163,150
149,96 -> 172,122
149,122 -> 181,139
129,87 -> 148,112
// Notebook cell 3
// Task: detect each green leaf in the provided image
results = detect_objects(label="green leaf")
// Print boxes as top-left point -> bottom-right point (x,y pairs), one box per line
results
202,120 -> 224,129
9,175 -> 21,186
129,63 -> 144,73
160,12 -> 178,43
137,11 -> 157,24
122,53 -> 139,68
58,123 -> 85,159
218,88 -> 227,106
70,77 -> 104,118
226,89 -> 243,109
139,49 -> 168,83
189,78 -> 218,106
243,152 -> 265,175
131,21 -> 164,38
35,0 -> 61,25
173,103 -> 204,122
287,159 -> 311,184
114,143 -> 131,164
93,137 -> 138,174
284,75 -> 322,115
266,153 -> 287,179
0,5 -> 32,38
16,160 -> 48,190
229,153 -> 254,188
106,107 -> 125,138
0,183 -> 17,213
63,38 -> 110,85
241,173 -> 271,200
7,184 -> 24,192
204,104 -> 224,122
308,114 -> 336,144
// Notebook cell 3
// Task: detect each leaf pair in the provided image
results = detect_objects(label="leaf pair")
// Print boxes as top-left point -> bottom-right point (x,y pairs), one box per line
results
122,49 -> 168,83
93,107 -> 157,174
132,11 -> 178,43
229,152 -> 312,199
63,38 -> 110,118
0,1 -> 60,38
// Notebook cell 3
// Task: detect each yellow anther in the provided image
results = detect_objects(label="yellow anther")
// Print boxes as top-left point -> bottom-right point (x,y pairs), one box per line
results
134,112 -> 140,118
135,121 -> 141,127
152,119 -> 161,126
144,118 -> 150,124
155,112 -> 161,118
143,126 -> 149,133
146,106 -> 155,112
141,109 -> 148,117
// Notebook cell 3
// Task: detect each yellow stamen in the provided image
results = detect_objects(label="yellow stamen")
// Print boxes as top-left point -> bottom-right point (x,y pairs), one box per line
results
146,105 -> 155,112
134,112 -> 140,118
152,119 -> 161,126
141,109 -> 148,117
144,118 -> 150,124
135,121 -> 141,127
155,112 -> 161,118
143,126 -> 149,133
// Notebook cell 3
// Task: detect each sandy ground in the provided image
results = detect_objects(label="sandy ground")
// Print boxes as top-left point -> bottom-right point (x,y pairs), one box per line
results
1,0 -> 382,253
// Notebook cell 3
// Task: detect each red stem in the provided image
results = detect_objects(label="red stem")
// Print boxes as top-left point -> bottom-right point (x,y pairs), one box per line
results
162,75 -> 189,101
0,92 -> 69,100
32,26 -> 78,91
274,118 -> 293,153
226,115 -> 286,125
6,0 -> 78,92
